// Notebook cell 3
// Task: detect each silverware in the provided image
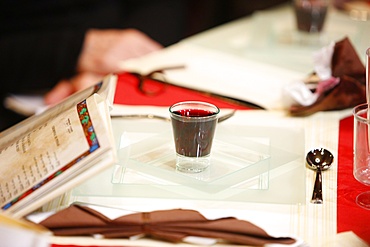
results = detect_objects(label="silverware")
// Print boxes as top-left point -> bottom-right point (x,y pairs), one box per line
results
217,110 -> 236,123
111,110 -> 236,123
111,114 -> 171,121
306,148 -> 334,204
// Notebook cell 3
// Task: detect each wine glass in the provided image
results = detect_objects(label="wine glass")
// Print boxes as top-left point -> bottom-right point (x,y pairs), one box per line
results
353,103 -> 370,210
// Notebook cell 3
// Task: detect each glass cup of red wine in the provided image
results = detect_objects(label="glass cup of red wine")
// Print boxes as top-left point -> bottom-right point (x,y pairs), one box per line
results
353,103 -> 370,210
169,101 -> 220,173
292,0 -> 329,45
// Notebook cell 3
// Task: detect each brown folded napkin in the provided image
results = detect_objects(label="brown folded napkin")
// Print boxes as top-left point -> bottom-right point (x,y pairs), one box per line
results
289,37 -> 366,116
38,205 -> 296,246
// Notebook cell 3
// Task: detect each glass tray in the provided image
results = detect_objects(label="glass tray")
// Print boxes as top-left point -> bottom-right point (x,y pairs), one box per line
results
73,120 -> 306,204
114,130 -> 271,193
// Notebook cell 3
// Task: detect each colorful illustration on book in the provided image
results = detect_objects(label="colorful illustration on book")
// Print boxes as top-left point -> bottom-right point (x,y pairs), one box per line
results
2,100 -> 100,211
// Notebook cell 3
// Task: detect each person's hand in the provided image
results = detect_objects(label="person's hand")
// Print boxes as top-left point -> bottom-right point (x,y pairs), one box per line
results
77,28 -> 163,74
44,28 -> 163,105
44,72 -> 103,106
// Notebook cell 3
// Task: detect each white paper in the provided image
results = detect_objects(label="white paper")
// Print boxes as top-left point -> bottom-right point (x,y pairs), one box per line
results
0,224 -> 50,247
119,43 -> 304,110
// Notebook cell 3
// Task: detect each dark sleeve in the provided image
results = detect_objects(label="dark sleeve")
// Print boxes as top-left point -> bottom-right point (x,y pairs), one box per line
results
0,29 -> 86,94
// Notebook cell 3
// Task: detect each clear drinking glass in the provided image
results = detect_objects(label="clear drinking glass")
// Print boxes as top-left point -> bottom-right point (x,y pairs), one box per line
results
353,47 -> 370,210
353,103 -> 370,210
169,101 -> 219,173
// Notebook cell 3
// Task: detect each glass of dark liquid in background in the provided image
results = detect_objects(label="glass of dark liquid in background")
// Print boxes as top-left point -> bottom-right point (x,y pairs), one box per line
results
293,0 -> 329,44
169,101 -> 220,173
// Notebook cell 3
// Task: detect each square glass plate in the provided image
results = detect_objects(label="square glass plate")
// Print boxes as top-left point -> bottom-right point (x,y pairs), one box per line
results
73,120 -> 306,204
115,130 -> 271,193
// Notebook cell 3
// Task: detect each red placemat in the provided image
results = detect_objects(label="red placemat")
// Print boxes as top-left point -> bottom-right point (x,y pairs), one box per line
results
113,72 -> 253,110
337,116 -> 370,244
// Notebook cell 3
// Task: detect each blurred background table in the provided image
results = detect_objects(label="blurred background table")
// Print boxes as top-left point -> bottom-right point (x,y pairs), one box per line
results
184,2 -> 370,73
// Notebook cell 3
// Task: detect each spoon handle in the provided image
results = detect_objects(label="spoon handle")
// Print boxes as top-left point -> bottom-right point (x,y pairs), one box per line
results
311,168 -> 323,204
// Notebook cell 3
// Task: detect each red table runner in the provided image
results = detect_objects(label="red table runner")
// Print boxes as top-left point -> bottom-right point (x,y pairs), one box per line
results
337,116 -> 370,244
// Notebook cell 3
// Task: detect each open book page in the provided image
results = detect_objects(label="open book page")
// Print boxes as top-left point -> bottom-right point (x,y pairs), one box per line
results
0,75 -> 116,149
0,74 -> 117,218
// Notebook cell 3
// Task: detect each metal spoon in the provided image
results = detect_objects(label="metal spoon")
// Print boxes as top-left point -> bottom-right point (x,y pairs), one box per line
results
306,148 -> 334,204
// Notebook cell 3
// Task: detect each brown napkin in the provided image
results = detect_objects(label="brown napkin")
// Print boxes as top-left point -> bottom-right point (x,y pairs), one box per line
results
38,205 -> 296,246
289,37 -> 366,116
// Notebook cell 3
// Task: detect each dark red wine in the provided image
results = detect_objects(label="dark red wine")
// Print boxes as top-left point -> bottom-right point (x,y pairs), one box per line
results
294,3 -> 327,32
172,109 -> 217,117
171,109 -> 217,157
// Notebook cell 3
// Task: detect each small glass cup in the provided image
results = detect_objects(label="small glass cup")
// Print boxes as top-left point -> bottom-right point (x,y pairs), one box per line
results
292,0 -> 329,45
353,103 -> 370,210
169,101 -> 220,173
293,0 -> 329,33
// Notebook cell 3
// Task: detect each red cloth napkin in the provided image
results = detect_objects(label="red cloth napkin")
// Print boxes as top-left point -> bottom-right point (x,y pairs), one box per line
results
337,116 -> 370,244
